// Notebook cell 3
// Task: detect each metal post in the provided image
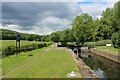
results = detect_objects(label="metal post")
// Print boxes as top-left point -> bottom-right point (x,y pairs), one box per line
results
16,34 -> 20,55
19,41 -> 20,54
16,40 -> 18,55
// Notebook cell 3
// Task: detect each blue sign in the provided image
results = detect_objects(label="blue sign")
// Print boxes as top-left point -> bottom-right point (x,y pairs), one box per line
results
16,34 -> 20,42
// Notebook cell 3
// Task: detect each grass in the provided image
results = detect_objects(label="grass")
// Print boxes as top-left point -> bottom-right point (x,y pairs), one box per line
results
2,45 -> 80,78
96,46 -> 119,53
85,40 -> 112,45
84,40 -> 119,54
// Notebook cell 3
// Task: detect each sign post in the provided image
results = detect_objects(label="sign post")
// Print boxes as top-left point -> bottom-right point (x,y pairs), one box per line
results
16,34 -> 20,55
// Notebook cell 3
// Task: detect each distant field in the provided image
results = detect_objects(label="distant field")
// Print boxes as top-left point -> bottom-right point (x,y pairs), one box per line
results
1,40 -> 50,49
2,45 -> 80,78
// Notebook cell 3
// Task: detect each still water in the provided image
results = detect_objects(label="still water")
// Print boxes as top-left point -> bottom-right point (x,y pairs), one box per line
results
80,52 -> 120,78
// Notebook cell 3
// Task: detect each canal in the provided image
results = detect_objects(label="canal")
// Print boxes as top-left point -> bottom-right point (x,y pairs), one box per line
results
80,52 -> 120,78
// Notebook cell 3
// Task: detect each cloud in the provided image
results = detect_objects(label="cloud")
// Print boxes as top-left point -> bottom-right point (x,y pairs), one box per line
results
34,17 -> 71,34
2,1 -> 117,35
2,2 -> 81,35
0,2 -> 1,24
2,0 -> 84,2
2,0 -> 118,2
78,0 -> 118,2
2,0 -> 71,2
96,15 -> 102,19
79,2 -> 115,19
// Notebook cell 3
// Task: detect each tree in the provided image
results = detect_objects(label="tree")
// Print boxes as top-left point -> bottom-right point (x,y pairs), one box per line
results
60,29 -> 70,42
60,29 -> 76,42
93,18 -> 101,41
111,31 -> 120,48
41,35 -> 49,42
49,31 -> 61,42
27,34 -> 35,41
113,1 -> 120,32
96,18 -> 113,40
72,13 -> 94,43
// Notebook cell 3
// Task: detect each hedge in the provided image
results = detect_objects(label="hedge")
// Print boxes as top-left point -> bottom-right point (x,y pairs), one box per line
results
2,42 -> 53,57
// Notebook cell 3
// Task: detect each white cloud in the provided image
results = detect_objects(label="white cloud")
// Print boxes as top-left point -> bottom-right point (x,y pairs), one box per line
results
33,17 -> 71,35
78,0 -> 118,2
2,0 -> 79,2
0,24 -> 2,29
79,2 -> 115,19
2,0 -> 119,2
39,17 -> 70,27
1,17 -> 71,35
97,15 -> 102,19
1,24 -> 35,34
1,24 -> 21,30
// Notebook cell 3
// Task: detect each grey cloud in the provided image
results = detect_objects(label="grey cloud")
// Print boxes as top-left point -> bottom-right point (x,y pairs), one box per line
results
2,2 -> 81,34
0,2 -> 2,24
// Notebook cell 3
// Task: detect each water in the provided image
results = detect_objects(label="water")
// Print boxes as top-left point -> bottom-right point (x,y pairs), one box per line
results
80,52 -> 120,78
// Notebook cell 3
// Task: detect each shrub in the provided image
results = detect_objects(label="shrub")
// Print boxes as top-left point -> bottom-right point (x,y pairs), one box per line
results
2,42 -> 53,57
2,46 -> 16,56
111,31 -> 120,48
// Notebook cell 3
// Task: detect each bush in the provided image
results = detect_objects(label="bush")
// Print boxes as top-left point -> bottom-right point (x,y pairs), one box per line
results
3,46 -> 16,56
111,31 -> 120,48
2,42 -> 53,57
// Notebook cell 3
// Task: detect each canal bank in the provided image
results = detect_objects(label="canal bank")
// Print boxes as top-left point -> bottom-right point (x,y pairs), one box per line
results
68,47 -> 120,79
82,50 -> 120,78
90,49 -> 120,64
68,49 -> 99,78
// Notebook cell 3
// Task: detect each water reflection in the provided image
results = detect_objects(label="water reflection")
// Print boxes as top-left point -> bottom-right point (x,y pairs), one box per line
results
80,52 -> 120,78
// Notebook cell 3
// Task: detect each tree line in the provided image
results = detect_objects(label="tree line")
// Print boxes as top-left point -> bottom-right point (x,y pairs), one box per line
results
1,29 -> 49,41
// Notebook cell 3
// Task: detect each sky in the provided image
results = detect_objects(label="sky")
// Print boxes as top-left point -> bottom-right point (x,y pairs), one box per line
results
1,0 -> 118,35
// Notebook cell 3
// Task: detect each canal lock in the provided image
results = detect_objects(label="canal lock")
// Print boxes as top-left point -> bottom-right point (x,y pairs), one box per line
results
71,46 -> 120,78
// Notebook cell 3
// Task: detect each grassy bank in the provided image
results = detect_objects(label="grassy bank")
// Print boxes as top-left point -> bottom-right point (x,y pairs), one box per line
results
85,40 -> 112,45
2,45 -> 80,78
96,46 -> 119,53
85,40 -> 118,54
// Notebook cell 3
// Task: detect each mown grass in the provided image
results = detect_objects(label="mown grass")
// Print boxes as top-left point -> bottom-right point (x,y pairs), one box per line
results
85,40 -> 112,45
96,46 -> 119,53
2,45 -> 80,78
85,40 -> 119,53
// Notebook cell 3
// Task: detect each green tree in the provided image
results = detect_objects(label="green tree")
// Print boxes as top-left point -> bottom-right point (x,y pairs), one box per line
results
60,29 -> 76,42
113,1 -> 120,32
72,13 -> 94,43
41,35 -> 49,42
49,31 -> 61,42
111,31 -> 120,48
60,29 -> 70,42
27,34 -> 35,41
96,18 -> 113,40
